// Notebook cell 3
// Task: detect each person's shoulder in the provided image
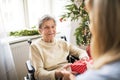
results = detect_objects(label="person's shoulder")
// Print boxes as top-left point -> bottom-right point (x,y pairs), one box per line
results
76,69 -> 99,80
55,38 -> 66,42
101,60 -> 120,74
76,67 -> 111,80
76,60 -> 120,80
55,38 -> 68,44
31,38 -> 42,46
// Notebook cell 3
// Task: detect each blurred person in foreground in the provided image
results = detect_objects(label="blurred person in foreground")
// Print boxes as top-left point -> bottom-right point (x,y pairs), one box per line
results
29,15 -> 88,80
61,0 -> 120,80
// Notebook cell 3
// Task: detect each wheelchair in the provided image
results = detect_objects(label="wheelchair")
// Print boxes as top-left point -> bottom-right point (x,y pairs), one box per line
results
24,35 -> 79,80
24,60 -> 35,80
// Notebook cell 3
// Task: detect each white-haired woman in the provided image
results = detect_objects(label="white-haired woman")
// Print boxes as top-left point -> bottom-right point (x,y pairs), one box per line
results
30,15 -> 88,80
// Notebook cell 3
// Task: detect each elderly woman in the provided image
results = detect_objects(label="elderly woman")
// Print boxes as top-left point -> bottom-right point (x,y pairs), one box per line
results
29,15 -> 88,80
61,0 -> 120,80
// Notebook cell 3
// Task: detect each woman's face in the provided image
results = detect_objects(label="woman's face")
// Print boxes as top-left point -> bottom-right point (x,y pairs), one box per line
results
39,19 -> 56,42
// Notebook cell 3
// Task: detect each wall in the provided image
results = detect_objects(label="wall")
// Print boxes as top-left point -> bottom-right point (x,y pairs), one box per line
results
70,21 -> 80,46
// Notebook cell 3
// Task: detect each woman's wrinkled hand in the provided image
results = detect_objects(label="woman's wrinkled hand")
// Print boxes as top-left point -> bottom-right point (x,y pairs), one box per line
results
61,69 -> 75,80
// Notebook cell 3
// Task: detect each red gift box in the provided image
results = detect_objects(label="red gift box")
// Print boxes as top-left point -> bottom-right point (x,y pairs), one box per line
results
70,60 -> 87,74
70,58 -> 93,74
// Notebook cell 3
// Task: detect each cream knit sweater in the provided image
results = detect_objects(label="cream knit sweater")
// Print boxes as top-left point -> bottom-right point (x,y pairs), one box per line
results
30,38 -> 88,80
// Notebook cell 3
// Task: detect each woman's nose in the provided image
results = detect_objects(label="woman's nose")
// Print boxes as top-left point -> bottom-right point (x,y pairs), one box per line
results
48,27 -> 54,32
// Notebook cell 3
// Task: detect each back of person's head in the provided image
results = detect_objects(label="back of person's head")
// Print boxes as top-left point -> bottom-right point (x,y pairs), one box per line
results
38,15 -> 56,29
88,0 -> 120,69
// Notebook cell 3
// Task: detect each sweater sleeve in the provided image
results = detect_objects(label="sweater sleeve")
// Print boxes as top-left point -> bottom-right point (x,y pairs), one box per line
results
69,44 -> 88,59
29,44 -> 56,80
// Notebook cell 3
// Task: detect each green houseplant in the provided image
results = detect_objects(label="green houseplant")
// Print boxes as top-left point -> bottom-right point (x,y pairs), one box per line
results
9,26 -> 39,36
61,0 -> 91,46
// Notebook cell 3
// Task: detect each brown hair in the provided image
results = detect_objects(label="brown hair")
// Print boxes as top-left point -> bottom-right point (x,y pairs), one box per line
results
85,0 -> 93,12
89,0 -> 120,69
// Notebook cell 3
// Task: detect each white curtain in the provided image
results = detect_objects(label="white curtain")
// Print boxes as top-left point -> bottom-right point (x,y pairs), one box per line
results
27,0 -> 52,27
0,0 -> 6,38
0,1 -> 18,79
0,40 -> 17,80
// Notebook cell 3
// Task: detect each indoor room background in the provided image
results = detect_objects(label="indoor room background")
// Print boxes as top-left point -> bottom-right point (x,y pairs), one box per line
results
0,0 -> 79,80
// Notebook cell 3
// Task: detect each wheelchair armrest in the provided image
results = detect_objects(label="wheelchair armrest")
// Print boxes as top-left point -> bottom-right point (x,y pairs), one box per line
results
26,60 -> 35,73
61,36 -> 67,41
67,55 -> 79,63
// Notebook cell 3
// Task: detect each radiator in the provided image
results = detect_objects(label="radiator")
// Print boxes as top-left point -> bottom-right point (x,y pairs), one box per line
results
10,41 -> 29,80
9,36 -> 40,80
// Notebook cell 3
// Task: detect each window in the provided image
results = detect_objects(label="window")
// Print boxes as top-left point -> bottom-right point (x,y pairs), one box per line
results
0,0 -> 53,34
27,0 -> 52,28
0,0 -> 70,39
0,0 -> 25,32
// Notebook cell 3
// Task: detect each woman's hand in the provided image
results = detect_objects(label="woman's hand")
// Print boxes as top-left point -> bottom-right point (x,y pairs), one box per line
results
55,70 -> 63,79
55,63 -> 73,79
61,69 -> 75,80
86,59 -> 93,69
60,63 -> 78,80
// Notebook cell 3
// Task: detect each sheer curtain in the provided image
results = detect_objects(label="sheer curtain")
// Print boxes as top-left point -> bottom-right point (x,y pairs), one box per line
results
27,0 -> 52,27
0,0 -> 6,38
0,0 -> 25,38
0,40 -> 17,80
0,1 -> 18,79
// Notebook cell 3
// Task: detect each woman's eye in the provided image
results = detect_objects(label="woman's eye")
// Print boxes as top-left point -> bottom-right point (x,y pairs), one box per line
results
52,26 -> 55,28
44,26 -> 49,29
